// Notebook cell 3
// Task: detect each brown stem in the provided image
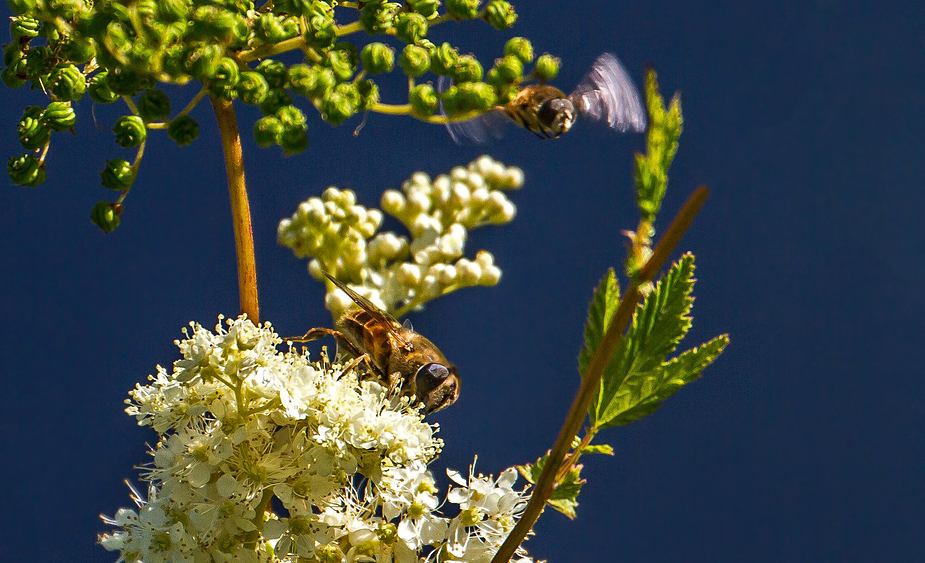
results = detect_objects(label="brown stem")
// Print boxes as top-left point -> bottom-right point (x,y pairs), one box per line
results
489,186 -> 710,563
211,97 -> 260,322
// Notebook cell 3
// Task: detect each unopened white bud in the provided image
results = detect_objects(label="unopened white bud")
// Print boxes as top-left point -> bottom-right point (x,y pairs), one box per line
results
480,264 -> 502,286
346,205 -> 367,226
322,186 -> 341,202
448,182 -> 470,208
381,190 -> 406,216
420,275 -> 441,298
456,259 -> 482,285
432,174 -> 451,195
340,189 -> 357,207
326,288 -> 355,314
437,265 -> 457,285
308,259 -> 324,280
406,191 -> 431,215
491,200 -> 517,224
409,171 -> 431,187
501,167 -> 525,190
465,172 -> 485,191
450,166 -> 468,182
396,263 -> 423,286
470,187 -> 490,206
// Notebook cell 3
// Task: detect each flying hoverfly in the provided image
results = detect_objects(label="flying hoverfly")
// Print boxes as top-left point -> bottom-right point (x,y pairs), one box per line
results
290,272 -> 460,414
442,52 -> 646,143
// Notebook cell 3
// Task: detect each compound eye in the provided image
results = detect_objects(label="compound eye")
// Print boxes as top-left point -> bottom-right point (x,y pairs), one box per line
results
416,363 -> 450,393
537,98 -> 574,131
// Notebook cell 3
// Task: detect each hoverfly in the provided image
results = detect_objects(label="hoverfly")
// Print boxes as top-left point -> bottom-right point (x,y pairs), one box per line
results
443,52 -> 646,143
290,272 -> 460,414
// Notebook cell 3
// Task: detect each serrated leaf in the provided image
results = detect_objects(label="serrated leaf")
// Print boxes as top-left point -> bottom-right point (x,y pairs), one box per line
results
579,443 -> 614,456
635,69 -> 682,222
597,334 -> 729,429
578,269 -> 620,380
591,254 -> 723,429
547,464 -> 585,520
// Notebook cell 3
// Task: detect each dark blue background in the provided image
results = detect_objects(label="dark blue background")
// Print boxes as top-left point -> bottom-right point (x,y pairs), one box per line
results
2,1 -> 923,562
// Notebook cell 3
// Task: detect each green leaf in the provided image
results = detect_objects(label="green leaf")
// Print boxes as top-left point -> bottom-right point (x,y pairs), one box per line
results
578,269 -> 620,380
517,453 -> 585,520
578,443 -> 614,456
590,253 -> 727,429
634,68 -> 683,223
599,334 -> 729,428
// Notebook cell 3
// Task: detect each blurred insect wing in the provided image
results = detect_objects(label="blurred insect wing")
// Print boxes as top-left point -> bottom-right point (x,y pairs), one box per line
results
439,75 -> 509,144
568,53 -> 646,133
323,271 -> 410,347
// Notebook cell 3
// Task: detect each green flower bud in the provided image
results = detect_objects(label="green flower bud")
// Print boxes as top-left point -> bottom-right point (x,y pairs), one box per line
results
8,153 -> 45,186
256,59 -> 288,89
167,115 -> 199,146
156,0 -> 187,22
41,101 -> 76,131
504,37 -> 533,64
276,105 -> 306,128
2,61 -> 28,88
24,45 -> 55,80
534,53 -> 560,81
88,72 -> 119,104
456,81 -> 497,112
4,43 -> 23,67
209,57 -> 241,100
58,37 -> 96,64
395,13 -> 428,44
320,83 -> 360,125
407,0 -> 439,18
253,115 -> 283,147
48,64 -> 86,102
259,89 -> 293,115
189,6 -> 248,44
430,42 -> 459,75
326,49 -> 355,81
101,158 -> 135,191
90,201 -> 121,233
113,115 -> 147,147
451,55 -> 482,83
289,64 -> 334,100
186,44 -> 223,81
359,2 -> 400,34
11,16 -> 41,38
17,106 -> 49,150
137,89 -> 171,121
399,45 -> 430,77
356,78 -> 379,111
280,123 -> 308,155
446,0 -> 480,19
361,43 -> 394,75
484,1 -> 516,29
237,72 -> 269,105
493,54 -> 523,83
440,85 -> 461,115
409,83 -> 438,117
8,0 -> 36,15
304,12 -> 337,49
47,0 -> 82,19
255,13 -> 287,42
105,67 -> 144,96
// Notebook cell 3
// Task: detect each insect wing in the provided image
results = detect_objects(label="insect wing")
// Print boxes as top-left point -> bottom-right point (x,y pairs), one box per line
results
568,53 -> 646,133
438,75 -> 509,144
323,272 -> 411,348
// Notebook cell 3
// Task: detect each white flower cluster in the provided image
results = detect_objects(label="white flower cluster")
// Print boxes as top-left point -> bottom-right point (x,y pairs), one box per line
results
100,316 -> 536,563
277,156 -> 523,319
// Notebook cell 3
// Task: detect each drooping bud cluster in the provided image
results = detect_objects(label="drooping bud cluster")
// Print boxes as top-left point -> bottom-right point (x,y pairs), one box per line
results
1,0 -> 552,234
278,156 -> 523,319
99,315 -> 537,563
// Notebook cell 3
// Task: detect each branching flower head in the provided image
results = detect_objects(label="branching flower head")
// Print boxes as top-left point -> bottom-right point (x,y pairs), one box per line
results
101,315 -> 537,563
278,156 -> 524,320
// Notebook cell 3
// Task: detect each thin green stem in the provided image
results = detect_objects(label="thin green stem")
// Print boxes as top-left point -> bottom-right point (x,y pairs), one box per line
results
489,186 -> 710,563
211,96 -> 260,322
370,102 -> 484,124
335,21 -> 363,36
237,36 -> 307,62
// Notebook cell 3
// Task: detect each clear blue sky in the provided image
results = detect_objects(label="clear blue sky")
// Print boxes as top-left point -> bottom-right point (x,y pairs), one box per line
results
1,1 -> 923,562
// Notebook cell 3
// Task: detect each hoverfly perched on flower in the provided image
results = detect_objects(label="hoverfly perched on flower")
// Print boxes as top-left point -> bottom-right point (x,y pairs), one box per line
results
442,53 -> 646,143
289,272 -> 460,414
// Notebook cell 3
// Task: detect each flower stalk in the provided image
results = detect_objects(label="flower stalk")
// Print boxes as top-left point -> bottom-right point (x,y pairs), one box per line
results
490,185 -> 710,563
212,97 -> 260,321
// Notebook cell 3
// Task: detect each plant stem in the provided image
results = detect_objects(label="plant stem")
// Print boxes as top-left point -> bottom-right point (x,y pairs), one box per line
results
489,185 -> 710,563
211,97 -> 260,322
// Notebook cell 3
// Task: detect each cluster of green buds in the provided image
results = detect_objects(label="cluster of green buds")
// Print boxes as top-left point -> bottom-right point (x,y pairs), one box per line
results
2,0 -> 558,233
277,155 -> 522,320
